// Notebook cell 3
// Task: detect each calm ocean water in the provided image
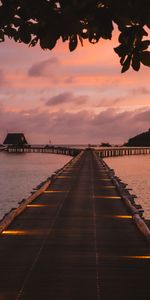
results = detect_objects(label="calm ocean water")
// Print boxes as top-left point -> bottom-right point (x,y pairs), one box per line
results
104,155 -> 150,219
0,152 -> 71,220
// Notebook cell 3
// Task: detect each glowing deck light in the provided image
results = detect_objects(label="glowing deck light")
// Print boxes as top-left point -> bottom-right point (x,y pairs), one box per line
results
124,256 -> 150,259
44,190 -> 68,193
98,254 -> 150,260
95,214 -> 132,219
57,176 -> 71,178
27,204 -> 46,208
94,196 -> 121,199
113,215 -> 132,219
2,230 -> 28,235
2,229 -> 47,236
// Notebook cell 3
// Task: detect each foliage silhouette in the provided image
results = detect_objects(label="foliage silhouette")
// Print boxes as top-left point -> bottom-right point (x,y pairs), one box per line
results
124,129 -> 150,146
100,142 -> 111,147
0,0 -> 150,72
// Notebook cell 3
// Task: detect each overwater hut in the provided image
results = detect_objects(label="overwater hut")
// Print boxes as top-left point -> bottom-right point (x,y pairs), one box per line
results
3,133 -> 28,146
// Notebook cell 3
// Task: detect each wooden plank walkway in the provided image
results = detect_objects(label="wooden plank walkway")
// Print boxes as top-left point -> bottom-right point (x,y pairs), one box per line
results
0,149 -> 149,300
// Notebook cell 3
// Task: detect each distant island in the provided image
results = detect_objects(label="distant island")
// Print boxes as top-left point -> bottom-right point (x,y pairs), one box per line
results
124,129 -> 150,147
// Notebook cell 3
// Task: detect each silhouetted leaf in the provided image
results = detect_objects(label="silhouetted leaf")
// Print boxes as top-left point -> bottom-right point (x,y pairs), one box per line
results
132,54 -> 140,71
62,34 -> 69,42
121,55 -> 131,73
29,37 -> 38,47
18,24 -> 31,44
140,51 -> 150,67
120,55 -> 126,65
40,35 -> 57,50
79,35 -> 83,47
0,0 -> 149,72
137,40 -> 150,51
20,31 -> 31,44
89,31 -> 100,44
69,34 -> 78,51
114,44 -> 128,58
4,27 -> 17,39
12,17 -> 22,27
13,31 -> 20,42
80,27 -> 89,39
0,30 -> 4,42
141,28 -> 148,36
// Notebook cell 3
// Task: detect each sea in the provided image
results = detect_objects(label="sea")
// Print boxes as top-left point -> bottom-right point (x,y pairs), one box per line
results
0,151 -> 71,220
104,155 -> 150,219
0,151 -> 149,220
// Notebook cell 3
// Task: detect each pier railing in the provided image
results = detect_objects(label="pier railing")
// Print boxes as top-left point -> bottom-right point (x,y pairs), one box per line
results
96,146 -> 150,158
4,145 -> 150,158
6,145 -> 81,156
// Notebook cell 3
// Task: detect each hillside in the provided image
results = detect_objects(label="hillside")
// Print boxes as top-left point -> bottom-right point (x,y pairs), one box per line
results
125,129 -> 150,147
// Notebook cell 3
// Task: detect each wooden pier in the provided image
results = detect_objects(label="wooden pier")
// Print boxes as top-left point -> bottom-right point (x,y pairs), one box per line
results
96,146 -> 150,157
0,149 -> 150,300
5,145 -> 150,159
6,145 -> 80,156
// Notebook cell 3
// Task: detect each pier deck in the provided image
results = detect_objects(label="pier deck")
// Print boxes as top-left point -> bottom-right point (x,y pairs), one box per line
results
0,149 -> 149,300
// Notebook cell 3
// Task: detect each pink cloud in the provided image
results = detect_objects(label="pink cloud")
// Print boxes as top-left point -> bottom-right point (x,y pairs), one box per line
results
28,58 -> 60,77
0,105 -> 149,144
46,92 -> 88,107
0,34 -> 149,142
0,69 -> 7,86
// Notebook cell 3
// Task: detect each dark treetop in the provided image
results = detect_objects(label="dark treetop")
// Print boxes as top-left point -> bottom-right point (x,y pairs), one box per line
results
124,129 -> 150,147
0,0 -> 150,72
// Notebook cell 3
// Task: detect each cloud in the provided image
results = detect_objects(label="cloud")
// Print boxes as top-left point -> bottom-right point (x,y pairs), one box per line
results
0,105 -> 149,144
0,69 -> 7,86
130,87 -> 150,96
28,58 -> 60,77
133,108 -> 150,123
90,108 -> 150,143
95,96 -> 127,108
95,91 -> 150,109
46,92 -> 88,107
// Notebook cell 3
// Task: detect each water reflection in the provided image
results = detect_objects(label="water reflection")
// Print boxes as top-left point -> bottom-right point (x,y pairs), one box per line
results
105,156 -> 150,219
0,152 -> 71,220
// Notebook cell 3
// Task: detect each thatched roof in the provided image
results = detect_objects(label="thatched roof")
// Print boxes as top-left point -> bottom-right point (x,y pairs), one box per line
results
3,133 -> 28,145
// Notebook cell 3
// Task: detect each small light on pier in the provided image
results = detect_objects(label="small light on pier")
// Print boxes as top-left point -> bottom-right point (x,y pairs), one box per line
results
94,196 -> 121,199
98,254 -> 150,260
124,256 -> 150,259
95,214 -> 132,219
27,204 -> 46,208
2,230 -> 28,235
114,215 -> 132,219
57,176 -> 71,179
44,190 -> 68,193
2,229 -> 47,236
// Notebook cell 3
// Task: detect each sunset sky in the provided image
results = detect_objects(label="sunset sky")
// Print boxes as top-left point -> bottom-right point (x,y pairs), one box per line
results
0,32 -> 150,145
